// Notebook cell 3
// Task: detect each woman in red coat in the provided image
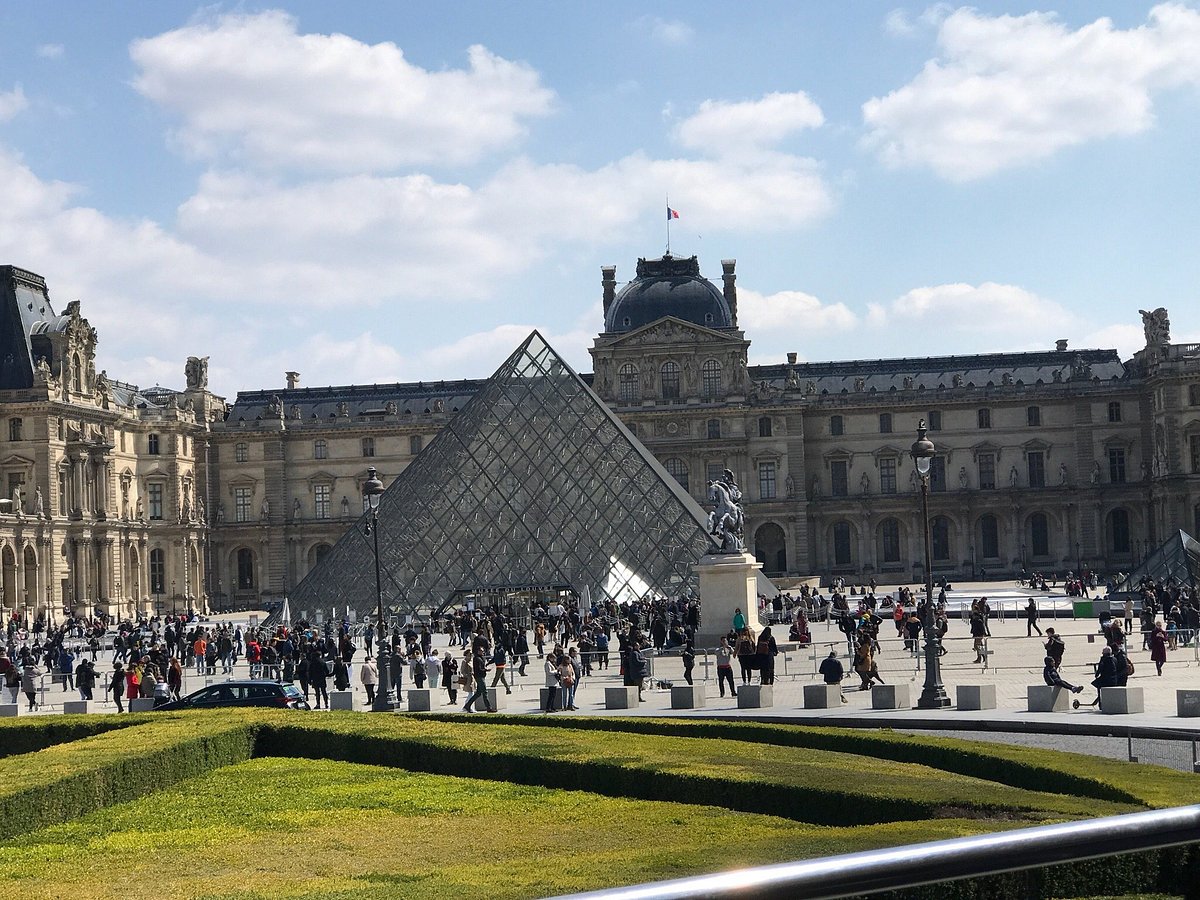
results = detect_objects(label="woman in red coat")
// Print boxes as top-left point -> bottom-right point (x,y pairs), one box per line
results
1149,620 -> 1169,675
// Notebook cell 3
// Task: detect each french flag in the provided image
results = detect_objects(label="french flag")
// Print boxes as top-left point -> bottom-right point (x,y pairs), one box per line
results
667,207 -> 679,220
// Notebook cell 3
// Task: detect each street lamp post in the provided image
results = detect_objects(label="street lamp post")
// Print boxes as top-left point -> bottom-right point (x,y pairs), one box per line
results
911,420 -> 950,710
362,466 -> 396,711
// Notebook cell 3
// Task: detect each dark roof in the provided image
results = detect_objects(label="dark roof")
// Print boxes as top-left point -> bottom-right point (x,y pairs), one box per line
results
604,255 -> 731,333
225,379 -> 486,423
0,266 -> 54,390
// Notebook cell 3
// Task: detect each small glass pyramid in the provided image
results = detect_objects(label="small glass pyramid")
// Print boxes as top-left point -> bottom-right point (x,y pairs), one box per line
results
290,331 -> 716,619
1114,530 -> 1200,594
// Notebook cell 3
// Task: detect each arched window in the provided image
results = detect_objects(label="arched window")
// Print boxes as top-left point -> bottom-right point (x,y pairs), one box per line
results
1108,508 -> 1131,555
754,523 -> 787,575
664,457 -> 689,491
931,516 -> 951,561
832,522 -> 853,567
879,518 -> 901,564
1030,513 -> 1051,557
236,548 -> 256,590
758,416 -> 773,437
700,359 -> 722,399
660,361 -> 680,400
149,548 -> 165,596
618,364 -> 639,403
979,514 -> 1000,559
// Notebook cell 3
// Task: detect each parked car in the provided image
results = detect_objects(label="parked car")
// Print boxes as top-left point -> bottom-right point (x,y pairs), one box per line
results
153,680 -> 310,711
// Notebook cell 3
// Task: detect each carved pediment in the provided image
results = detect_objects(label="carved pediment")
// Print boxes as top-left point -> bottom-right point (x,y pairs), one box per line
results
612,316 -> 740,347
306,469 -> 339,486
0,453 -> 36,469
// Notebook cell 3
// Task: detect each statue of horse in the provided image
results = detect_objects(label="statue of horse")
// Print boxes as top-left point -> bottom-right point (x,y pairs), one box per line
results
706,478 -> 745,553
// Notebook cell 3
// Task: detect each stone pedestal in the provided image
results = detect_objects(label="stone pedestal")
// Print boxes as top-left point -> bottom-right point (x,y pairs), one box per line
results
1177,690 -> 1200,718
329,690 -> 355,711
693,552 -> 768,645
1101,687 -> 1144,715
871,684 -> 910,710
737,685 -> 773,709
956,685 -> 997,711
62,700 -> 94,715
485,688 -> 507,711
605,686 -> 639,709
1027,685 -> 1068,712
406,689 -> 431,712
0,704 -> 20,717
671,684 -> 706,709
129,697 -> 157,712
803,683 -> 843,709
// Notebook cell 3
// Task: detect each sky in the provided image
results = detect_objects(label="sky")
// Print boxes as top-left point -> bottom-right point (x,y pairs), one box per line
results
1,2 -> 1199,399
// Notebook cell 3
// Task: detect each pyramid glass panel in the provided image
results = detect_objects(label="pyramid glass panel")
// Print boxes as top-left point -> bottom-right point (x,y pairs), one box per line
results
1113,530 -> 1200,595
291,330 -> 716,619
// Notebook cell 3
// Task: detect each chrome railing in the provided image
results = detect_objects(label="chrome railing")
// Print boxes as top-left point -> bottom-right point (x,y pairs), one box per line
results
548,804 -> 1200,900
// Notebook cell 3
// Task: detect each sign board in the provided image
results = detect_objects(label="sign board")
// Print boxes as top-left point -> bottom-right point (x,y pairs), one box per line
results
249,615 -> 259,628
348,609 -> 357,624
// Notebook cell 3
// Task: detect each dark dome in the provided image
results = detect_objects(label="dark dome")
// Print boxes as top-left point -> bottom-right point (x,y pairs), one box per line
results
605,255 -> 731,333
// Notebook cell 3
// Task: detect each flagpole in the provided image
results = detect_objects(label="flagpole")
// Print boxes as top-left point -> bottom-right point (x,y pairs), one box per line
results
666,194 -> 671,256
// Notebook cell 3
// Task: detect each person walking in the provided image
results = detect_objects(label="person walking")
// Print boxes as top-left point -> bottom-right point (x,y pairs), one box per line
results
20,659 -> 42,711
308,650 -> 329,709
76,657 -> 96,701
715,636 -> 736,699
757,626 -> 778,685
489,642 -> 511,694
1,649 -> 20,704
360,656 -> 378,705
464,647 -> 493,713
1150,620 -> 1169,675
853,637 -> 883,690
543,651 -> 561,712
57,645 -> 76,692
681,640 -> 695,686
1024,599 -> 1042,637
110,662 -> 126,713
168,657 -> 183,701
441,651 -> 458,705
970,608 -> 989,664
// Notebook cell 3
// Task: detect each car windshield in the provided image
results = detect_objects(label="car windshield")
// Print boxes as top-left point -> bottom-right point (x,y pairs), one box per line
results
283,685 -> 304,700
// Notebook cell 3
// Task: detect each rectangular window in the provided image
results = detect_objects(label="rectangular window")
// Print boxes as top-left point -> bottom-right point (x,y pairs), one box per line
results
1192,435 -> 1200,474
362,437 -> 375,458
980,516 -> 1000,559
1027,451 -> 1046,488
978,453 -> 996,490
314,484 -> 331,519
758,461 -> 777,500
832,522 -> 852,566
930,456 -> 947,492
1189,384 -> 1200,406
707,419 -> 720,439
879,413 -> 892,434
148,483 -> 164,521
234,486 -> 252,523
879,457 -> 897,494
1108,448 -> 1127,484
8,418 -> 22,441
977,408 -> 991,429
7,473 -> 25,500
148,434 -> 160,455
881,521 -> 901,563
830,460 -> 848,497
758,417 -> 772,438
314,439 -> 328,459
706,462 -> 725,485
1108,401 -> 1122,423
927,411 -> 942,431
234,442 -> 247,463
830,415 -> 844,436
1027,406 -> 1041,427
409,435 -> 423,455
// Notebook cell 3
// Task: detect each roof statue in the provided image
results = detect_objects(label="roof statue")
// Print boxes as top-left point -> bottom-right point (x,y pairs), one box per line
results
290,330 -> 716,618
1139,307 -> 1171,347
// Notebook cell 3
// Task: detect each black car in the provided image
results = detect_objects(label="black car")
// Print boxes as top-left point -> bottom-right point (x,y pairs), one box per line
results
153,680 -> 310,711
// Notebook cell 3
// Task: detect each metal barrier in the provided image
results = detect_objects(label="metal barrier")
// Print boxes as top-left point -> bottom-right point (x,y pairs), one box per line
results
548,803 -> 1200,900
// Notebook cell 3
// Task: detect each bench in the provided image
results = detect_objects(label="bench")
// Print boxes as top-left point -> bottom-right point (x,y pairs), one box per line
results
1100,686 -> 1144,715
329,690 -> 355,711
671,684 -> 706,709
871,684 -> 910,710
1178,689 -> 1200,718
405,689 -> 430,712
1027,685 -> 1069,712
803,683 -> 842,709
605,686 -> 640,709
737,685 -> 773,709
62,700 -> 94,715
956,684 -> 997,711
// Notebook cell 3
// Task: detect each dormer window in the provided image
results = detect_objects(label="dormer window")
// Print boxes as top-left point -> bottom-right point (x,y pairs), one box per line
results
704,313 -> 714,324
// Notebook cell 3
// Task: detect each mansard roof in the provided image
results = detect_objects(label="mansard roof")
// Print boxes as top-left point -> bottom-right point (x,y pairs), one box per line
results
0,266 -> 53,390
224,378 -> 487,423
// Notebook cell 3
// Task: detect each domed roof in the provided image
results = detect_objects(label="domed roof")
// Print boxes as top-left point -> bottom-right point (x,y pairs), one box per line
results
604,255 -> 731,333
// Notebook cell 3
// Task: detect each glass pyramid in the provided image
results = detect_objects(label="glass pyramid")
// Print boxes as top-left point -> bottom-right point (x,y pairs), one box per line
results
1113,530 -> 1200,594
289,331 -> 716,620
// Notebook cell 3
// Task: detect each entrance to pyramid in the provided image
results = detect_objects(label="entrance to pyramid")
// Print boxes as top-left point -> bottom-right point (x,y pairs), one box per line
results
290,331 -> 718,623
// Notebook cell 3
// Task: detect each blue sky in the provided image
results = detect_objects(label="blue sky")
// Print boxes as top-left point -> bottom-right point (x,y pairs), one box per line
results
1,2 -> 1198,397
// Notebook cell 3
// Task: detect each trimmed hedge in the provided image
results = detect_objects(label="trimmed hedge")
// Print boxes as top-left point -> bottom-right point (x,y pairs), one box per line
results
0,713 -> 146,759
415,714 -> 1200,809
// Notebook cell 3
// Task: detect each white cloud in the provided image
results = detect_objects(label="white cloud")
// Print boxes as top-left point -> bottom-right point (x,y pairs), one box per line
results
636,16 -> 694,46
877,281 -> 1074,338
36,43 -> 64,59
884,9 -> 918,37
129,10 -> 555,172
863,3 -> 1200,180
676,92 -> 824,155
0,86 -> 28,122
737,287 -> 858,333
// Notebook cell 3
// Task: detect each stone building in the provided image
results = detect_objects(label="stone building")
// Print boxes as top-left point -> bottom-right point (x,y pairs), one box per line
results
0,266 -> 221,621
4,258 -> 1199,615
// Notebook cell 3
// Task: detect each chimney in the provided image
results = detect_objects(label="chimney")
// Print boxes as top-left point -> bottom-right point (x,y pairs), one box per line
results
1056,340 -> 1068,352
601,266 -> 617,318
787,352 -> 798,365
286,371 -> 300,389
721,259 -> 738,327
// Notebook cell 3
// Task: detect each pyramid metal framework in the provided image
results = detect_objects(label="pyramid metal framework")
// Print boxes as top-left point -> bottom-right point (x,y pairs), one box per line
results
1113,530 -> 1200,595
289,331 -> 717,619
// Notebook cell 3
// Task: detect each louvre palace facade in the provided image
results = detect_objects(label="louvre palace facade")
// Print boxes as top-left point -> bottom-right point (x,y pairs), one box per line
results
2,257 -> 1199,617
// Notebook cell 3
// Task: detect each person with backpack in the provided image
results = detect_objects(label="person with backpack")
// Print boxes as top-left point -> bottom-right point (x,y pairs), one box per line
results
1044,628 -> 1066,668
489,642 -> 511,694
0,650 -> 19,704
76,658 -> 96,701
756,626 -> 778,685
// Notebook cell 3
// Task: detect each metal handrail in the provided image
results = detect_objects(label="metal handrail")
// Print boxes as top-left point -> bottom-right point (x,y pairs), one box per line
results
547,804 -> 1200,900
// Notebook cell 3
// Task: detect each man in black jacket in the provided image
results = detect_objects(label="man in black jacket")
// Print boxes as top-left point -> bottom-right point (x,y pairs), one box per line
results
818,650 -> 847,703
463,647 -> 493,713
